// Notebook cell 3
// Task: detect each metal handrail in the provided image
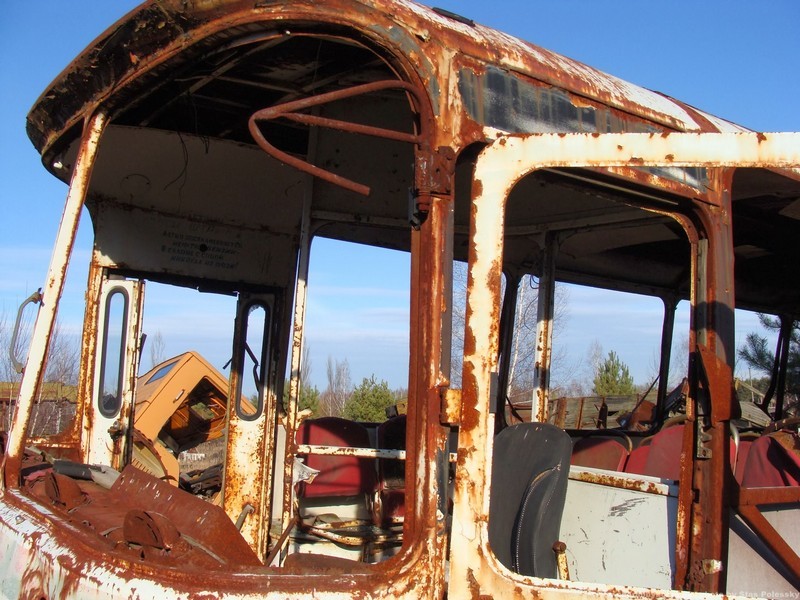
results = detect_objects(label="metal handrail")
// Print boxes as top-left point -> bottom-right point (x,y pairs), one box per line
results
248,80 -> 426,196
9,289 -> 42,374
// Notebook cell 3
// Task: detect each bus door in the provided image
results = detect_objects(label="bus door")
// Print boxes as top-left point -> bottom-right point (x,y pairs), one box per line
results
85,274 -> 145,470
222,291 -> 279,558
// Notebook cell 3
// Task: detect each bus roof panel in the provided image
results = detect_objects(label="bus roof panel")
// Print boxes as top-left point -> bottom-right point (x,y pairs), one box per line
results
28,0 -> 741,173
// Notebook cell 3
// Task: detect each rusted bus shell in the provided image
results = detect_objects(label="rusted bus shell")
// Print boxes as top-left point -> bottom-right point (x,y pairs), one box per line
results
0,488 -> 432,598
568,467 -> 675,496
472,132 -> 800,172
449,132 -> 800,598
7,0 -> 800,594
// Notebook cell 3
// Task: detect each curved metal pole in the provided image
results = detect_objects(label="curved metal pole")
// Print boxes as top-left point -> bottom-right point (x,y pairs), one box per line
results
773,316 -> 793,420
2,110 -> 108,488
758,315 -> 792,417
248,80 -> 426,197
495,273 -> 520,430
655,295 -> 678,424
8,290 -> 43,373
531,232 -> 557,423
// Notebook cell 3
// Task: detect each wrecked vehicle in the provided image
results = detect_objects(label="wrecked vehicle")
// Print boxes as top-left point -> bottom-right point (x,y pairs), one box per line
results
2,0 -> 800,597
132,351 -> 233,496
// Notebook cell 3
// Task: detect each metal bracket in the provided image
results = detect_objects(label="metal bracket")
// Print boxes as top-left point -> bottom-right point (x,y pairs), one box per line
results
412,145 -> 455,224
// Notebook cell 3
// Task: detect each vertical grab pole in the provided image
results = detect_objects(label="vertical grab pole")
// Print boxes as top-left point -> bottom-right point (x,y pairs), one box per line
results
2,110 -> 108,487
531,231 -> 557,423
655,295 -> 678,424
276,121 -> 319,564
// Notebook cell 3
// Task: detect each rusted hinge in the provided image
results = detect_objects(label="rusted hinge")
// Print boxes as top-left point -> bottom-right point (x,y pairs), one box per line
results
413,146 -> 455,223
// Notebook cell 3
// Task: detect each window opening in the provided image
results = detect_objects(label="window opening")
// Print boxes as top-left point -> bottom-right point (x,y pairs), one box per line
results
485,169 -> 696,589
236,300 -> 270,420
132,281 -> 238,496
146,359 -> 179,384
98,288 -> 129,418
287,237 -> 411,563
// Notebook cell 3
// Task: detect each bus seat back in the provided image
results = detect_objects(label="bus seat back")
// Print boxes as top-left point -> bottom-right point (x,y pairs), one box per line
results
741,432 -> 800,487
296,417 -> 376,499
570,436 -> 630,471
488,422 -> 571,578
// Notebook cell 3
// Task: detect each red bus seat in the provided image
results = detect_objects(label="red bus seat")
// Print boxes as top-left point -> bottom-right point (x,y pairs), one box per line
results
626,423 -> 736,481
740,431 -> 800,487
641,424 -> 685,480
570,435 -> 631,471
625,436 -> 654,475
734,434 -> 758,484
296,417 -> 376,499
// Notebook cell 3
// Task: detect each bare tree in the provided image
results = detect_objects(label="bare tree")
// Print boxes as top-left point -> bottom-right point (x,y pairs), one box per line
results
449,261 -> 468,387
0,310 -> 15,432
506,276 -> 570,394
284,345 -> 321,416
148,330 -> 166,369
584,340 -> 604,385
1,305 -> 79,386
44,321 -> 79,387
645,332 -> 690,392
0,310 -> 79,436
450,265 -> 569,397
0,311 -> 12,378
300,345 -> 312,390
31,321 -> 79,436
1,307 -> 27,385
321,356 -> 352,417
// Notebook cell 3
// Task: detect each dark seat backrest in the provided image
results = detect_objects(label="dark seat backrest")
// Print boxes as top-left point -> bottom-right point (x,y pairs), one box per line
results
296,417 -> 376,498
488,422 -> 572,578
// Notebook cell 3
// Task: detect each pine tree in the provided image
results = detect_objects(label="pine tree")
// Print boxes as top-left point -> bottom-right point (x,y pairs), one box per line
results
342,375 -> 397,422
738,314 -> 800,395
592,350 -> 635,396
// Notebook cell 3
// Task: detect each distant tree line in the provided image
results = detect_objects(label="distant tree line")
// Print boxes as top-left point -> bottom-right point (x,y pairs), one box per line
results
284,350 -> 405,423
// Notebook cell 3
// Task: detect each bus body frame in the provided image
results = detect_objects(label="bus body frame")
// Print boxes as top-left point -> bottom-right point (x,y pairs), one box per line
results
2,1 -> 800,598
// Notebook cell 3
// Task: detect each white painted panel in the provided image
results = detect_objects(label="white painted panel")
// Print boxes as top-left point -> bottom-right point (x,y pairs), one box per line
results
727,505 -> 800,597
561,468 -> 677,588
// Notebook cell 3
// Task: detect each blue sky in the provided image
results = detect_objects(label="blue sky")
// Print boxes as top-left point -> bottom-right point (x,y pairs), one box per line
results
1,2 -> 799,391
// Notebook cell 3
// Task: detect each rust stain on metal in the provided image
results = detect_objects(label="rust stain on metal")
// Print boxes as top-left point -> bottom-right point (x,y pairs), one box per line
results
569,469 -> 671,496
